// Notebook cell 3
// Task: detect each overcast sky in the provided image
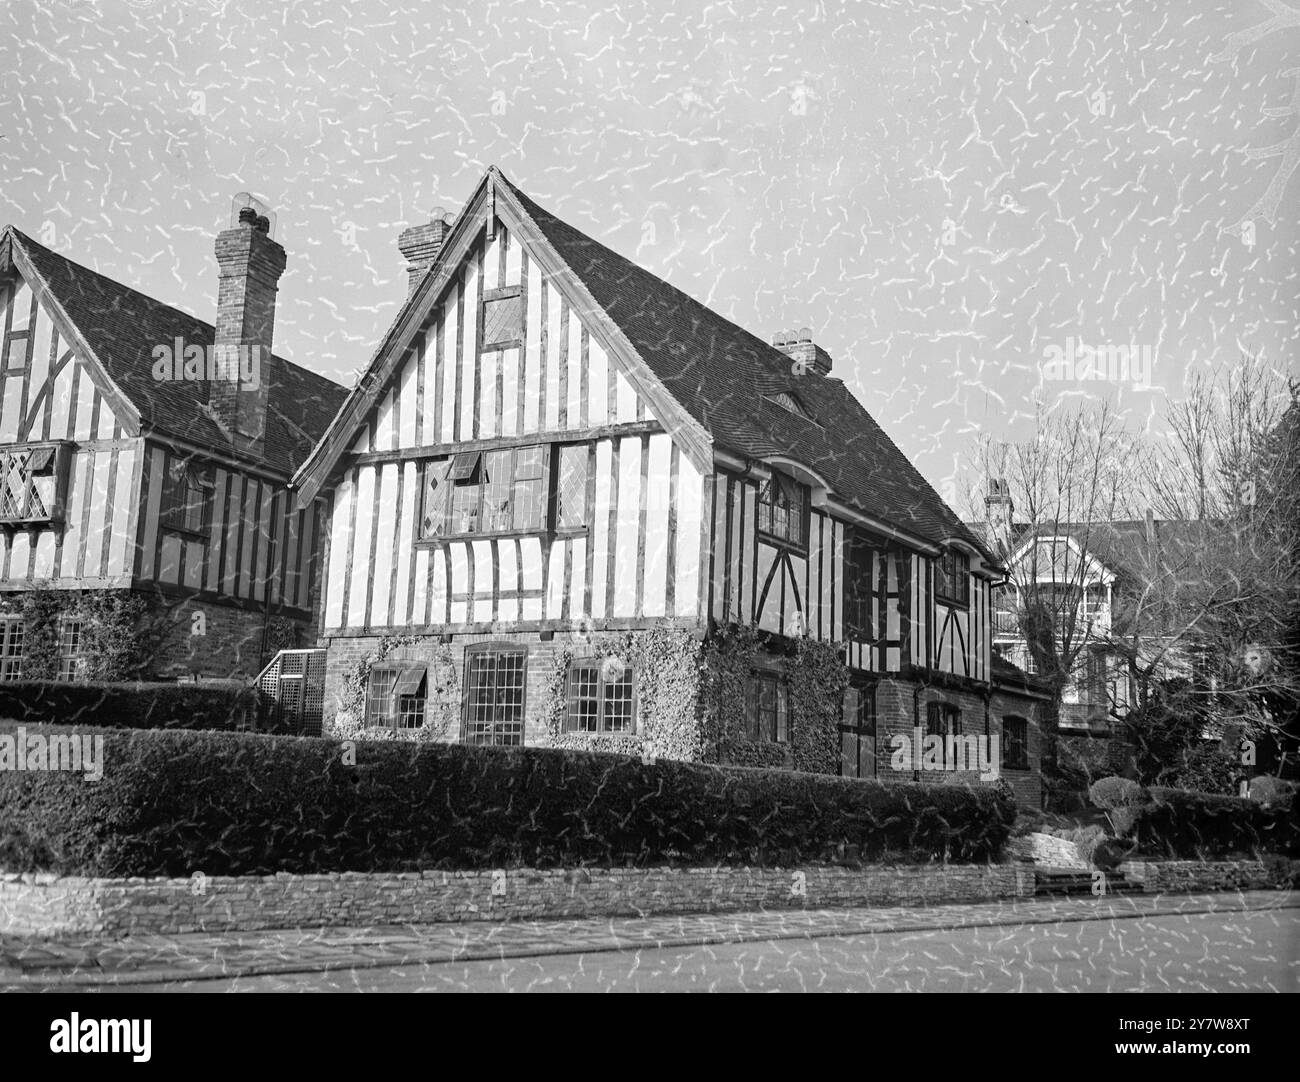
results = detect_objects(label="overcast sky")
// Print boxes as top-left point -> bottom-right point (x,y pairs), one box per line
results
3,0 -> 1297,499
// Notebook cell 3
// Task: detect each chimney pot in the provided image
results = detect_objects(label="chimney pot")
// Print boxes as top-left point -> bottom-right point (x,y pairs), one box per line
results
772,326 -> 832,375
238,206 -> 258,226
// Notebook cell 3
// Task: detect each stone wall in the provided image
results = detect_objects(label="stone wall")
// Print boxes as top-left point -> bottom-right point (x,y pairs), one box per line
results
1117,859 -> 1298,894
1,864 -> 1032,939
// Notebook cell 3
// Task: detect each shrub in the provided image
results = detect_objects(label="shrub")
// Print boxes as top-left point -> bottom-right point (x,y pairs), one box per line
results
0,727 -> 1017,877
1248,775 -> 1297,809
1088,775 -> 1144,809
0,681 -> 255,731
1133,787 -> 1300,860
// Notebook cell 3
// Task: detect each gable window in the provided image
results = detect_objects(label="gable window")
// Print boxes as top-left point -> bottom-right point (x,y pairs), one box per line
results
755,471 -> 807,548
0,618 -> 24,680
926,702 -> 961,738
57,618 -> 85,682
463,645 -> 527,746
565,657 -> 636,734
745,671 -> 790,743
366,664 -> 428,729
0,444 -> 65,524
481,287 -> 524,350
839,681 -> 877,778
161,461 -> 212,535
1002,716 -> 1029,771
422,446 -> 548,538
555,443 -> 591,531
934,548 -> 969,607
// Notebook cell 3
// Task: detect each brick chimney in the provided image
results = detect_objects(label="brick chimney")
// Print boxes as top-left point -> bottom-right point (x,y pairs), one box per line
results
398,208 -> 450,296
210,199 -> 284,457
772,327 -> 832,376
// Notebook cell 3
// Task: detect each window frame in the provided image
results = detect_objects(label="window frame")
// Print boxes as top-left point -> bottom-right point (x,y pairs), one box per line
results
839,680 -> 878,779
365,663 -> 428,730
925,701 -> 961,739
56,616 -> 85,683
934,548 -> 970,608
553,440 -> 594,535
0,441 -> 70,526
754,470 -> 809,551
844,532 -> 875,641
564,657 -> 637,734
480,285 -> 524,351
159,459 -> 214,538
744,670 -> 791,744
461,643 -> 529,746
420,444 -> 552,541
1002,715 -> 1030,771
0,616 -> 25,680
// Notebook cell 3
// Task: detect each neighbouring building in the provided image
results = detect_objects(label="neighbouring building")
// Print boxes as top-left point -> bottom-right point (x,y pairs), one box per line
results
293,166 -> 1047,803
0,201 -> 346,683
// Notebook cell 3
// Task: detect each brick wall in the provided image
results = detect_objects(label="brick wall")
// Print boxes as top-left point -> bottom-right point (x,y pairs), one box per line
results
0,864 -> 1033,938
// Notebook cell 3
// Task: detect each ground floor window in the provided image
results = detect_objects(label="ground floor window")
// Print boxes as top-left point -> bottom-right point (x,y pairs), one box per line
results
839,681 -> 877,778
565,656 -> 636,733
56,617 -> 84,682
0,617 -> 23,680
744,671 -> 789,743
926,701 -> 961,738
1002,715 -> 1029,770
463,646 -> 527,745
366,664 -> 428,729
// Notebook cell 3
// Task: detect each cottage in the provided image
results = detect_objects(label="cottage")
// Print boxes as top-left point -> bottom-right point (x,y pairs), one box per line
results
296,167 -> 1046,803
0,202 -> 346,681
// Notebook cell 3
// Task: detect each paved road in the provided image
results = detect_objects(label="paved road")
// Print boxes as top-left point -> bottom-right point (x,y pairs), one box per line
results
97,907 -> 1299,993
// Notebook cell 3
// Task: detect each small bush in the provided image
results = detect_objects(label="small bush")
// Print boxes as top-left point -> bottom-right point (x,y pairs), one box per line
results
0,681 -> 255,731
1133,787 -> 1299,860
1248,776 -> 1297,809
0,727 -> 1017,877
1088,775 -> 1144,809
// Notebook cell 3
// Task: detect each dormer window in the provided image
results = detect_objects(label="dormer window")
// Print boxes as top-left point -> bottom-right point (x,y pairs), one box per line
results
0,443 -> 69,525
935,548 -> 970,607
764,392 -> 811,419
756,470 -> 807,548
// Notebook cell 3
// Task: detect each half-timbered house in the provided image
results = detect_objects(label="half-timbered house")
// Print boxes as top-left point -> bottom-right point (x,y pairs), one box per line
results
295,167 -> 1046,803
0,208 -> 346,682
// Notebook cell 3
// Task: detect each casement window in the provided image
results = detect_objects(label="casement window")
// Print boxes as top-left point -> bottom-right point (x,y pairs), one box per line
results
564,657 -> 636,734
481,287 -> 524,350
160,461 -> 213,534
934,548 -> 969,607
0,618 -> 24,680
755,471 -> 807,548
0,444 -> 67,524
844,534 -> 874,640
745,671 -> 790,743
926,701 -> 961,738
839,682 -> 877,778
423,446 -> 548,538
1002,716 -> 1030,771
463,646 -> 527,746
555,442 -> 591,531
365,664 -> 428,729
56,618 -> 85,682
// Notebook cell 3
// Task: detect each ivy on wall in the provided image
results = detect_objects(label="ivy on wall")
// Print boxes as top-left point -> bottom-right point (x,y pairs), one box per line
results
789,636 -> 849,775
331,633 -> 459,743
543,627 -> 706,761
0,587 -> 154,681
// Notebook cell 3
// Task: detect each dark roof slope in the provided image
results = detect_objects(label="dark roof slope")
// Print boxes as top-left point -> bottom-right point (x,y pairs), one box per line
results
967,518 -> 1208,580
500,176 -> 987,556
14,229 -> 346,474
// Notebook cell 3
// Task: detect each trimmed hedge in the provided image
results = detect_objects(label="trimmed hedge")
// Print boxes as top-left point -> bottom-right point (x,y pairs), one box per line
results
0,727 -> 1016,876
0,681 -> 255,732
1134,787 -> 1300,860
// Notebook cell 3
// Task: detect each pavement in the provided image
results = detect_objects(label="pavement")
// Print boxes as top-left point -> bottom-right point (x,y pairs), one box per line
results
3,889 -> 1296,989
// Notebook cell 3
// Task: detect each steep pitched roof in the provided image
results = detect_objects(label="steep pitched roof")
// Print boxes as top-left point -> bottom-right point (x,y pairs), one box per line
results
6,228 -> 346,474
498,175 -> 988,557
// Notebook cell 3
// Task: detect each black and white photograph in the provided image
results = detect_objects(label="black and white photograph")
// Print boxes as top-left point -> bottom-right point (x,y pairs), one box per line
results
0,0 -> 1296,1048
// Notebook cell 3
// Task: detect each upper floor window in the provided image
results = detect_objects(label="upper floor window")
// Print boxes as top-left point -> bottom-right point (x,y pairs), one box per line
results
0,444 -> 64,524
421,441 -> 592,540
564,657 -> 636,734
745,671 -> 790,743
161,461 -> 212,535
844,533 -> 874,640
0,617 -> 24,680
481,287 -> 524,350
756,471 -> 807,548
934,548 -> 969,607
1002,716 -> 1029,771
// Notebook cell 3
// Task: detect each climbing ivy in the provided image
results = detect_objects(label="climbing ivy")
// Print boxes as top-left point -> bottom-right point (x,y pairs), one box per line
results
789,636 -> 849,775
0,587 -> 153,681
332,633 -> 459,743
